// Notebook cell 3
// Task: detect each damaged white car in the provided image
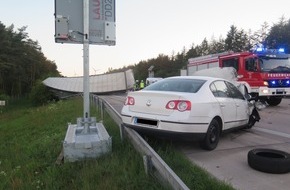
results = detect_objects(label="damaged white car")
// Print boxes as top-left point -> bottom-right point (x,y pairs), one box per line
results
121,76 -> 260,150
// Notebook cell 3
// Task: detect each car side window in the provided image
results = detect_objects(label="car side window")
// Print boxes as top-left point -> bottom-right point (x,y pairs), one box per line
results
225,81 -> 245,100
210,81 -> 230,98
210,83 -> 218,97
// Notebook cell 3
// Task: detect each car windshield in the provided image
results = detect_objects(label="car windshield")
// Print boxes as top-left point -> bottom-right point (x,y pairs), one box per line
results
143,78 -> 206,93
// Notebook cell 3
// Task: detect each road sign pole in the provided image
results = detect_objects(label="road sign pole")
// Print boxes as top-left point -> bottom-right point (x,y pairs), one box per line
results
57,0 -> 113,162
83,0 -> 90,133
55,0 -> 116,133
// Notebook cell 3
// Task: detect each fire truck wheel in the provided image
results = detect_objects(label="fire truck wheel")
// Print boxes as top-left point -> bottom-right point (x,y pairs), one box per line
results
266,97 -> 282,106
248,148 -> 290,174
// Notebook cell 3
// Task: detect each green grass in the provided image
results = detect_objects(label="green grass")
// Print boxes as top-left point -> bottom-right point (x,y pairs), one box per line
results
0,97 -> 234,190
0,97 -> 164,190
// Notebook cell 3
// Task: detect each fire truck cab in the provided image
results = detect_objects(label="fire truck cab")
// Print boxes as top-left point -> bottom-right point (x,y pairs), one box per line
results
188,48 -> 290,106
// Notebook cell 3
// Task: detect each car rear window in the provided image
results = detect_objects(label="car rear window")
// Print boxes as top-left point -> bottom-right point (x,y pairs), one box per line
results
143,78 -> 206,93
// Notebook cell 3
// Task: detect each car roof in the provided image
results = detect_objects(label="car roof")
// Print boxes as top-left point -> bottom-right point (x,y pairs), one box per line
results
166,75 -> 224,82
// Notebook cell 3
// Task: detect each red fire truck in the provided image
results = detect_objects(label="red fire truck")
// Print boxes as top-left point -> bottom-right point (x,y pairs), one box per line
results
187,48 -> 290,106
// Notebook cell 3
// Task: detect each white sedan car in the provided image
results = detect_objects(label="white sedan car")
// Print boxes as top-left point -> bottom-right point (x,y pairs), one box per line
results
121,76 -> 259,150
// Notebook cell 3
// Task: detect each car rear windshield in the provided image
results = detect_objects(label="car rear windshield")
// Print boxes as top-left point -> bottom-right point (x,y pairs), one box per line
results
143,78 -> 206,93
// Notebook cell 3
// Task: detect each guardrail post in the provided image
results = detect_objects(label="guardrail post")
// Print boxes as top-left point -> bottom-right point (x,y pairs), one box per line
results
100,100 -> 104,121
0,100 -> 5,113
93,95 -> 96,107
119,124 -> 125,142
98,97 -> 100,109
143,155 -> 153,175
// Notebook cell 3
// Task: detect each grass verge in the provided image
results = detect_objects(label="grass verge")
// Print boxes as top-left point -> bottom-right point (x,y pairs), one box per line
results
0,97 -> 164,190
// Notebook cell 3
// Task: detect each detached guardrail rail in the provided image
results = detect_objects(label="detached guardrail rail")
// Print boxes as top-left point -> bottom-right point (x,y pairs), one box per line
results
92,95 -> 189,190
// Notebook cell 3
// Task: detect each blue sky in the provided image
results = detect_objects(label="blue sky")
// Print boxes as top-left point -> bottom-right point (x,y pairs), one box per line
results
1,0 -> 290,77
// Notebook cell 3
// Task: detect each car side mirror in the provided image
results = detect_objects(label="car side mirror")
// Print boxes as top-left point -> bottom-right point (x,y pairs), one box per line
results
245,94 -> 258,102
244,94 -> 251,100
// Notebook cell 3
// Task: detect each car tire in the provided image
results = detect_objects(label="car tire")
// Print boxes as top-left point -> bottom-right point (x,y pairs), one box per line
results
200,119 -> 220,151
266,97 -> 282,106
248,148 -> 290,174
246,114 -> 256,129
246,108 -> 260,129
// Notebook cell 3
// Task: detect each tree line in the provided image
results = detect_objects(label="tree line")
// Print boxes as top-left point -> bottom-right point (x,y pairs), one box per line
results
107,17 -> 290,82
1,17 -> 289,99
0,22 -> 60,98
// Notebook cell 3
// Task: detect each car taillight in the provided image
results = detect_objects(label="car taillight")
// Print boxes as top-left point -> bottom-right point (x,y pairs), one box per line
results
165,100 -> 191,111
125,96 -> 135,105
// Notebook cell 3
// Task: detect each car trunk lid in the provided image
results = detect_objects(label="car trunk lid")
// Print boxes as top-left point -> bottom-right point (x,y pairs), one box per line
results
128,91 -> 187,116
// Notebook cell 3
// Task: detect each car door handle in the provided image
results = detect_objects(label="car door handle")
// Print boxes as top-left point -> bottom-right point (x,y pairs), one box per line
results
220,104 -> 225,108
236,104 -> 240,107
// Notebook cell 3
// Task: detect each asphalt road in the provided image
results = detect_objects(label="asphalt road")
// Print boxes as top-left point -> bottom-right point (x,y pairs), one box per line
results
102,94 -> 290,190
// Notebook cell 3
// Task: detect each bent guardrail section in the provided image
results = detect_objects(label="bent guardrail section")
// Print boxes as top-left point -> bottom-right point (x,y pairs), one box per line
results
93,95 -> 189,190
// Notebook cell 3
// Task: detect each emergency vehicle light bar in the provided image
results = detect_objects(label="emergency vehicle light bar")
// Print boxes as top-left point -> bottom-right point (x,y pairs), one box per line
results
254,47 -> 285,54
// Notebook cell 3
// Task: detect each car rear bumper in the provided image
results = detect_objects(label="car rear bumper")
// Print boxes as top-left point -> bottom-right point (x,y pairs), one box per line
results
123,123 -> 206,141
122,115 -> 209,141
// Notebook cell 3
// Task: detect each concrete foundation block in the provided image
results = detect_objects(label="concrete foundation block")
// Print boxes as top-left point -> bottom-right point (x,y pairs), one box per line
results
63,122 -> 112,162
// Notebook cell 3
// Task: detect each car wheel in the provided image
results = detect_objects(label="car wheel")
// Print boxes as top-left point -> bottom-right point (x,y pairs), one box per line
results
246,112 -> 257,129
246,114 -> 256,129
246,107 -> 260,129
248,148 -> 290,174
200,119 -> 220,150
266,97 -> 282,106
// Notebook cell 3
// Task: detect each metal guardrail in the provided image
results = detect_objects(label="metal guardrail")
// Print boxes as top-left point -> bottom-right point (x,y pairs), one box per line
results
92,95 -> 189,190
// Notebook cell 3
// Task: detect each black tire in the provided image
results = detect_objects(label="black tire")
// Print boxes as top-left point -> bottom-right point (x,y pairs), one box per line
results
246,108 -> 260,129
266,97 -> 282,106
246,115 -> 256,129
200,119 -> 220,151
248,148 -> 290,174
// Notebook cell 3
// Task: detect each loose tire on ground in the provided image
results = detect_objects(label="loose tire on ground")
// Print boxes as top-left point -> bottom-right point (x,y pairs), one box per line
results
200,119 -> 220,151
248,148 -> 290,174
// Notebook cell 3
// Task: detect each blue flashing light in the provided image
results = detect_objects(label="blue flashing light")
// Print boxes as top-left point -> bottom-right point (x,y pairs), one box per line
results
278,48 -> 285,53
269,80 -> 290,87
256,47 -> 263,52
